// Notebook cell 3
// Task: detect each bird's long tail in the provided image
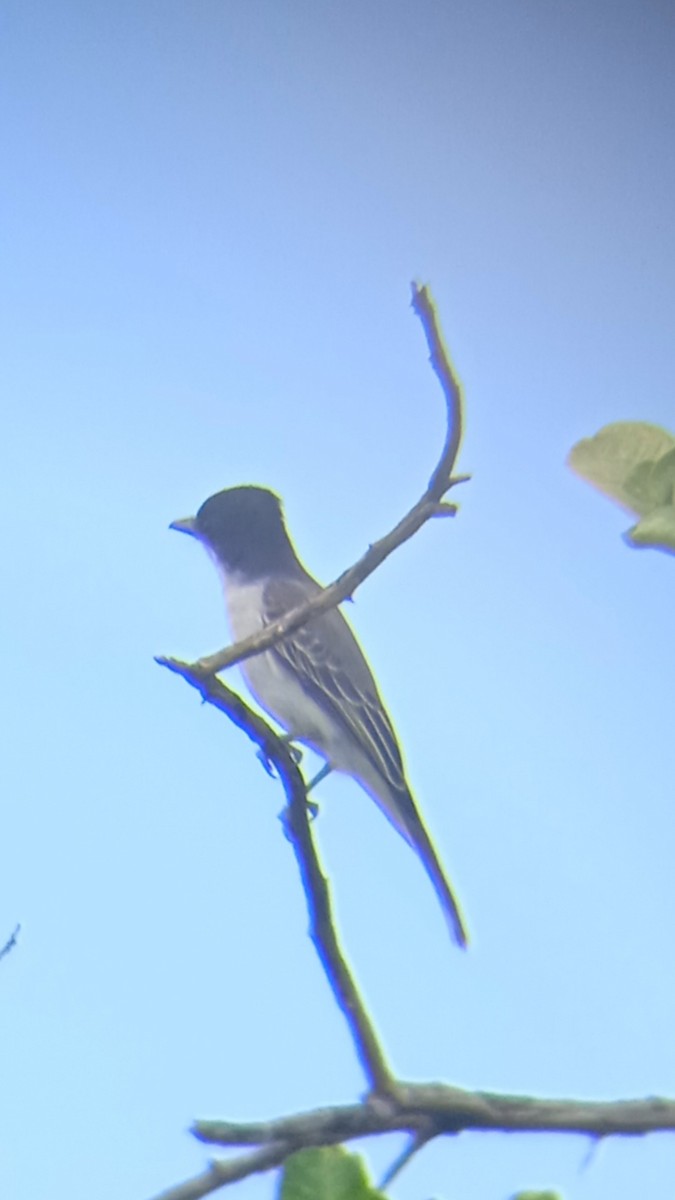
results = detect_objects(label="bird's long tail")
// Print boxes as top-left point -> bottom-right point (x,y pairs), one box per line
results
385,786 -> 469,948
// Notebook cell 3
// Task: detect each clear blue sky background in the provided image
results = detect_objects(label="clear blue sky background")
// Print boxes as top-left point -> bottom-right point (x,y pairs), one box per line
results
1,4 -> 674,1199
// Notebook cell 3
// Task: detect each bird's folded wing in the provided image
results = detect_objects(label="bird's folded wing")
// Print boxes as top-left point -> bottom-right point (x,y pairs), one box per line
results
263,576 -> 408,797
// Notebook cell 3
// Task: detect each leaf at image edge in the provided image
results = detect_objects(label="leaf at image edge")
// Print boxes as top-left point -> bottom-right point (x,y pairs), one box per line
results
567,421 -> 675,516
509,1192 -> 563,1200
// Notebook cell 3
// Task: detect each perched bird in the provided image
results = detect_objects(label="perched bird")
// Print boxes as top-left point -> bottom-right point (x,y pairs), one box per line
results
171,485 -> 468,947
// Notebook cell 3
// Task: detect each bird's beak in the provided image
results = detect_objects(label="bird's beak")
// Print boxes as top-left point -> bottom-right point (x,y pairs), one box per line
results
169,516 -> 199,537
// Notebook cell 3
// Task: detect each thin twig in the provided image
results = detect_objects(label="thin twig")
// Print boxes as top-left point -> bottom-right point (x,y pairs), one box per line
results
282,784 -> 398,1097
0,924 -> 20,963
410,281 -> 465,496
156,662 -> 396,1097
151,1143 -> 291,1200
379,1127 -> 437,1190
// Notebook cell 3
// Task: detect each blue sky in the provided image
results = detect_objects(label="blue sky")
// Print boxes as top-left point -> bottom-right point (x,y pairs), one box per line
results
1,3 -> 674,1199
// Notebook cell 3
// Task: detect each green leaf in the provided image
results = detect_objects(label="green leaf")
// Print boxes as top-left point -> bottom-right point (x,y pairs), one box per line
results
625,504 -> 675,554
624,445 -> 675,511
510,1192 -> 563,1200
567,421 -> 675,516
568,421 -> 675,553
278,1147 -> 386,1200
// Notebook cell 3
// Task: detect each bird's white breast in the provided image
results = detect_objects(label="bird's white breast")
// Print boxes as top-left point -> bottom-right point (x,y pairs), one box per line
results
219,570 -> 406,829
223,574 -> 268,643
221,573 -> 334,747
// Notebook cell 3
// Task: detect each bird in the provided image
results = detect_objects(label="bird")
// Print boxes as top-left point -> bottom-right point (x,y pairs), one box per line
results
170,485 -> 468,947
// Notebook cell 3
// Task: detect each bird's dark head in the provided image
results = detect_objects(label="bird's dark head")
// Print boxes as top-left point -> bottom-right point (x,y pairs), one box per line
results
171,485 -> 297,578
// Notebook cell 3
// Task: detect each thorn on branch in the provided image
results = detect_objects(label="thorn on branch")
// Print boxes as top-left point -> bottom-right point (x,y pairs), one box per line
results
445,473 -> 472,491
430,502 -> 458,517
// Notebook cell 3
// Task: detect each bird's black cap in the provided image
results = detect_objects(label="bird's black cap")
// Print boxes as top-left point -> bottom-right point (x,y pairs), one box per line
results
171,485 -> 301,578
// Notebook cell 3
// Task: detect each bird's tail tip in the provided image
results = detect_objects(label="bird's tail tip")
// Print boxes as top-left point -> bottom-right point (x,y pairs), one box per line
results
447,906 -> 470,950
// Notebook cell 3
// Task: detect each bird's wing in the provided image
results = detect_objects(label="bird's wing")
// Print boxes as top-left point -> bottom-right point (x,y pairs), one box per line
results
263,575 -> 470,949
262,575 -> 408,798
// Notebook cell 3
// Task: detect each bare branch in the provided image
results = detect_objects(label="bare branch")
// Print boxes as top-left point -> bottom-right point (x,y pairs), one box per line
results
410,281 -> 465,496
192,1088 -> 675,1147
280,770 -> 399,1098
157,283 -> 466,681
155,661 -> 396,1098
146,1089 -> 675,1200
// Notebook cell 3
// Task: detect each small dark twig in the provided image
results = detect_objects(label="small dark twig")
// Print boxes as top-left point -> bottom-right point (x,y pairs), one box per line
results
0,924 -> 20,963
378,1126 -> 437,1190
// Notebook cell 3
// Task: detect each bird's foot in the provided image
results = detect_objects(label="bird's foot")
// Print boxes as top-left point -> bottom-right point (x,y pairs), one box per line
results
256,735 -> 304,778
306,762 -> 332,793
284,739 -> 304,765
256,747 -> 277,778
